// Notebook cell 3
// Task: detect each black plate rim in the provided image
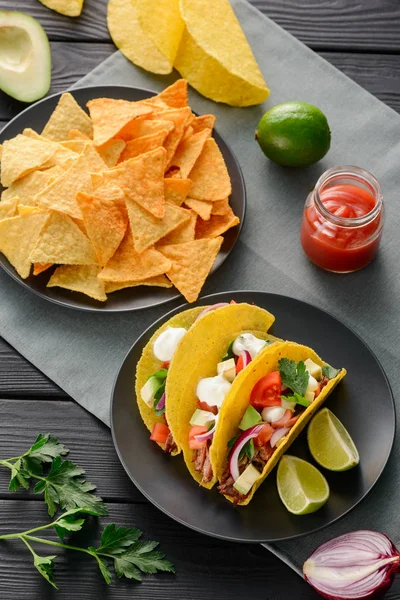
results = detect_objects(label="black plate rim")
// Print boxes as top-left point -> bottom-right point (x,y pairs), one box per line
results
111,290 -> 396,543
0,85 -> 246,313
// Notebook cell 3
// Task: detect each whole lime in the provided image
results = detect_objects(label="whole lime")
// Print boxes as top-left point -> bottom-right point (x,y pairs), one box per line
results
255,101 -> 331,167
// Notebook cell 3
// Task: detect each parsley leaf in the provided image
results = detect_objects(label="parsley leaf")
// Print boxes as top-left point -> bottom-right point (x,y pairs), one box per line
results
278,358 -> 309,396
33,554 -> 58,589
147,368 -> 168,381
227,433 -> 240,451
222,340 -> 235,361
322,365 -> 340,379
281,392 -> 311,408
94,524 -> 142,554
33,457 -> 107,517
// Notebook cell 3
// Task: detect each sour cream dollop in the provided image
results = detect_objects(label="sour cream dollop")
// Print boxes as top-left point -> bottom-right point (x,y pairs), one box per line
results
232,333 -> 266,360
153,327 -> 187,362
196,374 -> 232,409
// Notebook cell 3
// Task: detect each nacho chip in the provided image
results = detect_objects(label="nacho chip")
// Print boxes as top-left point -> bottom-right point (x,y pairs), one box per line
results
126,200 -> 190,253
61,140 -> 90,154
81,143 -> 107,172
150,107 -> 192,165
102,147 -> 166,218
17,205 -> 47,216
155,79 -> 188,109
34,155 -> 92,220
182,125 -> 194,142
184,197 -> 213,221
0,211 -> 50,278
134,0 -> 184,66
189,138 -> 232,200
164,177 -> 192,206
118,118 -> 173,142
170,128 -> 211,178
1,135 -> 57,187
47,265 -> 107,302
41,147 -> 78,172
68,129 -> 91,141
92,178 -> 125,201
22,128 -> 47,141
29,211 -> 97,265
33,262 -> 53,276
175,0 -> 270,107
76,192 -> 128,266
105,274 -> 172,293
196,206 -> 239,239
159,237 -> 223,302
96,139 -> 126,168
191,114 -> 216,134
1,170 -> 55,205
38,0 -> 84,17
98,230 -> 171,282
42,93 -> 93,141
87,97 -> 152,147
211,197 -> 230,215
0,197 -> 19,220
157,208 -> 196,245
118,130 -> 168,163
107,0 -> 174,75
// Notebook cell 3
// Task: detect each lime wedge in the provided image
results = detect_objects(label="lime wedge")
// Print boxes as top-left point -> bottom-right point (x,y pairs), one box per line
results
307,408 -> 359,471
277,455 -> 329,515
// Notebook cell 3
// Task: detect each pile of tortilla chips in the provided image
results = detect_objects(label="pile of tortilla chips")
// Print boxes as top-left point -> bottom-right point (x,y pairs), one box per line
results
0,80 -> 239,303
107,0 -> 270,107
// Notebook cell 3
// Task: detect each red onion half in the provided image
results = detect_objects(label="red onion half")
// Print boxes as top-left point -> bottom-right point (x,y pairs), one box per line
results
303,530 -> 400,600
195,303 -> 230,321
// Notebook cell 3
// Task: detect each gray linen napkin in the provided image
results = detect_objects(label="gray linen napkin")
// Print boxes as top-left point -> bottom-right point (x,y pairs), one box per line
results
1,0 -> 400,575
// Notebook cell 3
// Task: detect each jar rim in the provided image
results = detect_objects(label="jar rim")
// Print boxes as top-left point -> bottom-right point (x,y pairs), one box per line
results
313,165 -> 383,228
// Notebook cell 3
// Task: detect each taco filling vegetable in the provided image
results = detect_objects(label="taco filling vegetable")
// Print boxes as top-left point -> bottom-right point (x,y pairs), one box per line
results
217,356 -> 342,504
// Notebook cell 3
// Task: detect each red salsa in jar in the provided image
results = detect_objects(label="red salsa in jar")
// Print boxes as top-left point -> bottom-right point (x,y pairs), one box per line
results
300,166 -> 384,273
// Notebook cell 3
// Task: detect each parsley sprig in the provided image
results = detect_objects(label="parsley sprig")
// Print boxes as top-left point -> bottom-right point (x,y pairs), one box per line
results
278,358 -> 310,407
0,434 -> 175,589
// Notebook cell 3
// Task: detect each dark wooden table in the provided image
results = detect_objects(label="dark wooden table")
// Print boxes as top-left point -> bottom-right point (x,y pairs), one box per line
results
0,1 -> 399,598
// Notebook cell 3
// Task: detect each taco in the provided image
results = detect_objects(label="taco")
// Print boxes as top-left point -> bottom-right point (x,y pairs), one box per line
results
214,341 -> 346,505
166,303 -> 277,488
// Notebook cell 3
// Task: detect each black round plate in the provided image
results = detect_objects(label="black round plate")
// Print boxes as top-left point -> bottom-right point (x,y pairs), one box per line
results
0,86 -> 245,312
111,291 -> 395,543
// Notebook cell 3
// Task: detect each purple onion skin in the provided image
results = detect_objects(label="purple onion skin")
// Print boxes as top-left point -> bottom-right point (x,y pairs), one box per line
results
303,531 -> 400,600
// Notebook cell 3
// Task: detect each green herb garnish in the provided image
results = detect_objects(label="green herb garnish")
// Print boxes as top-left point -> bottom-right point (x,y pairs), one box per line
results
322,365 -> 340,380
281,392 -> 310,408
222,340 -> 235,361
278,358 -> 309,396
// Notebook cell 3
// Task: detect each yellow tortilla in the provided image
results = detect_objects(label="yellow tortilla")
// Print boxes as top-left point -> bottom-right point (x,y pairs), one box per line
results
214,341 -> 346,505
166,303 -> 276,489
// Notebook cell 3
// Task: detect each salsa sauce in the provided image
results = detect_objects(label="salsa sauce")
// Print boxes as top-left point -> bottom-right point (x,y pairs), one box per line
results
301,182 -> 383,272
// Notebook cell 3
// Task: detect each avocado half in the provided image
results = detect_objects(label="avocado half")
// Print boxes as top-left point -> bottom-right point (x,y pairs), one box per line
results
0,11 -> 51,103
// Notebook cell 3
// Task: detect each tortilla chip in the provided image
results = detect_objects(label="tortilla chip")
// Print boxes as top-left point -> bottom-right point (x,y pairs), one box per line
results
92,178 -> 125,201
175,0 -> 269,107
191,114 -> 216,134
68,129 -> 91,141
33,262 -> 53,276
47,265 -> 107,302
96,139 -> 126,168
41,148 -> 78,173
17,205 -> 47,216
29,211 -> 97,265
157,208 -> 196,245
118,130 -> 169,163
38,0 -> 84,17
182,124 -> 194,142
170,128 -> 211,179
107,0 -> 174,75
34,155 -> 92,220
189,138 -> 232,200
164,177 -> 192,206
22,128 -> 47,141
61,140 -> 90,154
42,93 -> 93,141
0,144 -> 2,160
184,197 -> 213,221
150,107 -> 192,166
159,237 -> 223,302
87,97 -> 152,147
98,230 -> 171,282
196,207 -> 239,239
76,192 -> 128,266
0,211 -> 50,278
211,197 -> 230,215
1,135 -> 57,187
150,80 -> 188,109
118,119 -> 174,143
126,199 -> 190,252
1,170 -> 55,205
0,197 -> 19,220
105,274 -> 172,293
102,147 -> 166,218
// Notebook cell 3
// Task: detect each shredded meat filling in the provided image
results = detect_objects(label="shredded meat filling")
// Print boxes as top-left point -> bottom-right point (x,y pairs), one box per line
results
164,431 -> 177,454
193,442 -> 214,484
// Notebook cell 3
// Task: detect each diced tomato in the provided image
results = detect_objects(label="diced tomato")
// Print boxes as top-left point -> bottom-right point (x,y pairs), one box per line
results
189,425 -> 207,449
254,423 -> 274,447
285,415 -> 301,428
189,438 -> 206,449
150,423 -> 170,445
161,361 -> 170,369
271,409 -> 292,428
250,371 -> 282,408
236,354 -> 245,375
197,400 -> 218,415
230,300 -> 236,304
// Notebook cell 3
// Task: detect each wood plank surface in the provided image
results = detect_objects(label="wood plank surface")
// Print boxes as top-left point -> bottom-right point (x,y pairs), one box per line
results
2,0 -> 399,51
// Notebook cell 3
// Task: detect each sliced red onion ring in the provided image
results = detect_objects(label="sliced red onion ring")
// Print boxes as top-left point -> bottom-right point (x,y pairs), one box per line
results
270,427 -> 289,448
194,422 -> 216,442
239,350 -> 251,368
155,392 -> 166,411
303,530 -> 400,600
229,424 -> 265,481
195,303 -> 230,321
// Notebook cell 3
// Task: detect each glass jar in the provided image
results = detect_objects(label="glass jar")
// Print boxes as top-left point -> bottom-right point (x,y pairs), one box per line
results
300,166 -> 384,273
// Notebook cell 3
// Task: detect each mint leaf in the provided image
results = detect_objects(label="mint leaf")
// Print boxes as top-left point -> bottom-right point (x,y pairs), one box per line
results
322,365 -> 340,380
33,554 -> 58,589
279,359 -> 309,396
